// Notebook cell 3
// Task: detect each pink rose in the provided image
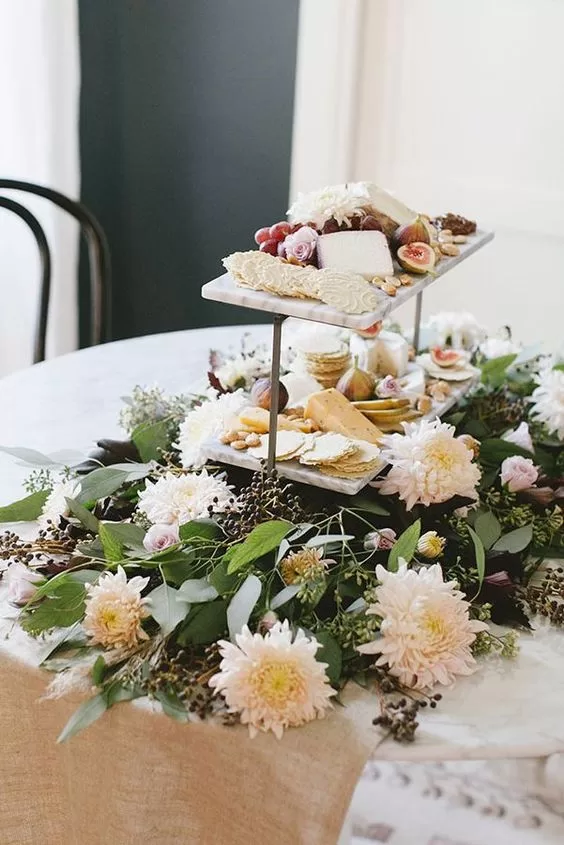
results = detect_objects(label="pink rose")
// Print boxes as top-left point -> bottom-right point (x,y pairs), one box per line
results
4,562 -> 43,606
282,226 -> 318,262
500,455 -> 539,492
143,523 -> 180,553
364,528 -> 397,551
376,375 -> 403,399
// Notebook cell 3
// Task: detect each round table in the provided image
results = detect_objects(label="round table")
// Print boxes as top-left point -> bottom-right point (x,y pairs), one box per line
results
1,327 -> 564,844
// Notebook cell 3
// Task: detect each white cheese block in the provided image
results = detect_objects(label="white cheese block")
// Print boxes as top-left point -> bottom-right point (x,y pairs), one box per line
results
281,372 -> 323,408
364,184 -> 416,227
316,231 -> 393,281
349,330 -> 409,378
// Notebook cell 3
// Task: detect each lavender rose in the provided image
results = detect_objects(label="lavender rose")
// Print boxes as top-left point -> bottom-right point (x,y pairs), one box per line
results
500,455 -> 539,492
282,226 -> 318,263
143,523 -> 180,553
4,562 -> 43,605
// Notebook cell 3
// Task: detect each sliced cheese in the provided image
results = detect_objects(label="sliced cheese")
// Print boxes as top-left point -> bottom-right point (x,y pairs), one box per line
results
350,330 -> 409,378
317,231 -> 393,281
304,388 -> 382,445
238,407 -> 315,435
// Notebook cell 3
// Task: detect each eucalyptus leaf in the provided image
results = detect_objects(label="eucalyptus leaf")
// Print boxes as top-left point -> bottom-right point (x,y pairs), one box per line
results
227,520 -> 293,574
132,418 -> 170,462
480,354 -> 518,387
148,583 -> 190,634
77,468 -> 130,504
91,656 -> 106,686
177,600 -> 228,646
270,584 -> 300,610
348,497 -> 389,516
467,525 -> 486,588
474,511 -> 502,550
345,597 -> 367,614
57,693 -> 108,743
105,683 -> 143,707
227,574 -> 262,639
0,489 -> 48,523
286,523 -> 315,542
275,538 -> 291,565
65,497 -> 99,534
154,690 -> 189,723
176,578 -> 218,603
0,445 -> 57,466
313,631 -> 342,685
492,524 -> 533,553
388,520 -> 421,572
306,534 -> 354,548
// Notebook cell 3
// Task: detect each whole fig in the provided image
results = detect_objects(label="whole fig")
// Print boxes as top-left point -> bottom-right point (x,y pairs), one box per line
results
391,215 -> 431,255
250,377 -> 289,412
335,357 -> 374,401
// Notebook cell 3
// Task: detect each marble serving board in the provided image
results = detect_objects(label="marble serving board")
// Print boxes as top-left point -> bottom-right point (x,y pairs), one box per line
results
202,438 -> 386,495
201,230 -> 494,330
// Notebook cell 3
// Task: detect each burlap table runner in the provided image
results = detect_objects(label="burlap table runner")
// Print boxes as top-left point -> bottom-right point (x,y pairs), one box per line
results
0,650 -> 382,845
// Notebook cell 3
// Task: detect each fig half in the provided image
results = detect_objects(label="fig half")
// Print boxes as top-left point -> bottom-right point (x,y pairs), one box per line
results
397,242 -> 436,274
391,215 -> 431,255
430,347 -> 463,368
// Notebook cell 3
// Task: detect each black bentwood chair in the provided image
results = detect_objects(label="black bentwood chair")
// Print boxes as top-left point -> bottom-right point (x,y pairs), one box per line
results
0,179 -> 111,363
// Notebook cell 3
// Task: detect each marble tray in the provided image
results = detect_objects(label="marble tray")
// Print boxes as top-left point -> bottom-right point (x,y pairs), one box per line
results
201,230 -> 494,330
203,437 -> 387,495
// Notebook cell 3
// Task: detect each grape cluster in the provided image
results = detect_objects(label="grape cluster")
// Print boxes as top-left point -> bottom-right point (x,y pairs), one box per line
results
221,466 -> 307,539
254,220 -> 293,257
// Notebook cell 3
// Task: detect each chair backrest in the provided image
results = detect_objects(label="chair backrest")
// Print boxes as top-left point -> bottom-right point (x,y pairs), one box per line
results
0,179 -> 111,363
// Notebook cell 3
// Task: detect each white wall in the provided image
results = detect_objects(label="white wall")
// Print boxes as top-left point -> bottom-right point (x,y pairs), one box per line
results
292,0 -> 564,348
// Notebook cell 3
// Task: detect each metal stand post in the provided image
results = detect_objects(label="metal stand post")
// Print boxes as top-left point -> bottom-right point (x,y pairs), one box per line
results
413,291 -> 423,353
267,314 -> 285,473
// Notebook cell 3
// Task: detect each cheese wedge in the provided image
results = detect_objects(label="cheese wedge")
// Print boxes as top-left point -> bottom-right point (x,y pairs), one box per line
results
316,231 -> 393,281
304,388 -> 382,445
350,330 -> 409,378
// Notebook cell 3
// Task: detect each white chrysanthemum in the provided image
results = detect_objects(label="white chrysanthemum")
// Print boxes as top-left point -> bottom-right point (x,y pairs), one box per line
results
427,312 -> 485,350
479,336 -> 519,360
379,419 -> 481,510
38,478 -> 80,529
209,621 -> 335,738
176,389 -> 247,468
215,355 -> 267,391
358,561 -> 488,689
530,367 -> 564,441
83,566 -> 150,650
137,470 -> 234,526
287,182 -> 371,229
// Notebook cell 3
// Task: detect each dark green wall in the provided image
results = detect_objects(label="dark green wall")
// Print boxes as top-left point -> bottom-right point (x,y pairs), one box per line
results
78,0 -> 300,342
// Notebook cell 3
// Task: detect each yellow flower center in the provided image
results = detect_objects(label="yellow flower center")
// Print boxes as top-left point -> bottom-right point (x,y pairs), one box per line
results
100,607 -> 120,629
250,660 -> 305,707
422,612 -> 447,638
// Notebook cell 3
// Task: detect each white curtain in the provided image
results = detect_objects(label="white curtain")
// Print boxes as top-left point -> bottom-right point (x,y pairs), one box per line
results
0,0 -> 80,377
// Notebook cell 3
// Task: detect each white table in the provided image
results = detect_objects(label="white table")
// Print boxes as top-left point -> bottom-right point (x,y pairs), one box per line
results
1,327 -> 564,844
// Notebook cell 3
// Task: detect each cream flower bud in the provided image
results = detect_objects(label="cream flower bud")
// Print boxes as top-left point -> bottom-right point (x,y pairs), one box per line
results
416,531 -> 446,559
259,610 -> 279,633
457,434 -> 480,458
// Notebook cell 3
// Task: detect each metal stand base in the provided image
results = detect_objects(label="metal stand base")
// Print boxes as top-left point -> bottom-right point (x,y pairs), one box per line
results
267,314 -> 286,473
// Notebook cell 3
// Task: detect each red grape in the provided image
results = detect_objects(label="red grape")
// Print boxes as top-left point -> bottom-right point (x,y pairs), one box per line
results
322,217 -> 340,234
269,221 -> 291,241
259,239 -> 279,256
361,214 -> 383,232
254,227 -> 272,245
349,215 -> 362,230
277,241 -> 287,258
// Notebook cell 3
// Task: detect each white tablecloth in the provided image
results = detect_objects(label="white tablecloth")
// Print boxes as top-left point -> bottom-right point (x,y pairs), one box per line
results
1,326 -> 563,844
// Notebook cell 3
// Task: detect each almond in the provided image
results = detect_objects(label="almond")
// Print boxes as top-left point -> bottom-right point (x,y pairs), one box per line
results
439,243 -> 460,257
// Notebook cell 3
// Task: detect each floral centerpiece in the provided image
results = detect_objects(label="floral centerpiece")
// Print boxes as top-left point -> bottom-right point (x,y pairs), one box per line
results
0,319 -> 562,744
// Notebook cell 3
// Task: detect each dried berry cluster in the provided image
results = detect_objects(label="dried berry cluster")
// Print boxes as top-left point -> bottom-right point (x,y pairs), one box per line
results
524,567 -> 564,625
0,524 -> 76,574
220,466 -> 307,538
372,667 -> 442,743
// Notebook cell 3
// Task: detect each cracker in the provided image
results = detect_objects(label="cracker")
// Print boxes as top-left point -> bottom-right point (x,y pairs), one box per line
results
317,272 -> 381,314
299,433 -> 358,466
247,430 -> 306,461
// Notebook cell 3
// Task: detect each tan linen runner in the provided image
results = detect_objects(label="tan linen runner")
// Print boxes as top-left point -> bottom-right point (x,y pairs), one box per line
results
0,650 -> 382,845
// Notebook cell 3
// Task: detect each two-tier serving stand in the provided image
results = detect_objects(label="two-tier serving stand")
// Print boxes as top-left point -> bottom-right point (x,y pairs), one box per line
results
201,230 -> 493,492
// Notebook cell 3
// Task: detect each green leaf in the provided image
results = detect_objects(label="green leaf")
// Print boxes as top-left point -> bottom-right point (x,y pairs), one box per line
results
479,438 -> 532,466
227,520 -> 293,574
270,584 -> 300,610
176,578 -> 218,603
98,522 -> 125,562
148,583 -> 190,634
131,418 -> 171,462
474,511 -> 502,550
57,693 -> 108,742
179,519 -> 221,542
388,520 -> 421,572
91,656 -> 106,686
209,560 -> 239,597
21,581 -> 86,635
467,525 -> 486,589
492,524 -> 533,553
154,690 -> 189,723
77,468 -> 130,504
227,574 -> 262,639
101,521 -> 146,552
177,600 -> 228,646
0,489 -> 48,523
313,631 -> 342,685
348,497 -> 389,516
105,683 -> 143,707
65,497 -> 99,534
553,362 -> 564,372
480,354 -> 518,387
